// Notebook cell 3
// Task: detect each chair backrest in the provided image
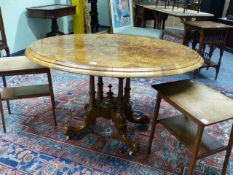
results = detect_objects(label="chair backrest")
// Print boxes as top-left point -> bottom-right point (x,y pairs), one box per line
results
109,0 -> 134,33
0,7 -> 7,47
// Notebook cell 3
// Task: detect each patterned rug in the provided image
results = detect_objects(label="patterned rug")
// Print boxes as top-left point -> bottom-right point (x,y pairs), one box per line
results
0,70 -> 232,175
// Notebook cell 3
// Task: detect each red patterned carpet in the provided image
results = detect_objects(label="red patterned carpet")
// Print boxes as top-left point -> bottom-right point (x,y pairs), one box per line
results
0,70 -> 232,174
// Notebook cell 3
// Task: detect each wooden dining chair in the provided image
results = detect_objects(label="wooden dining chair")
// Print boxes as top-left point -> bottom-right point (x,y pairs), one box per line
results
0,8 -> 57,133
108,0 -> 163,39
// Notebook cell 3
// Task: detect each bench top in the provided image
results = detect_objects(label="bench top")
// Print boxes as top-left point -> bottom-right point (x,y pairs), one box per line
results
0,56 -> 46,73
152,80 -> 233,125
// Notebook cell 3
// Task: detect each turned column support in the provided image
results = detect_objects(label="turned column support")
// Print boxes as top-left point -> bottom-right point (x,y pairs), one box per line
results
97,76 -> 103,100
89,76 -> 96,107
118,78 -> 124,113
124,78 -> 131,103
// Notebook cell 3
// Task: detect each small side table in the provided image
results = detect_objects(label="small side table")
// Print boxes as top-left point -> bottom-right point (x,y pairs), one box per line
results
27,4 -> 76,37
148,80 -> 233,175
218,17 -> 233,51
183,21 -> 233,80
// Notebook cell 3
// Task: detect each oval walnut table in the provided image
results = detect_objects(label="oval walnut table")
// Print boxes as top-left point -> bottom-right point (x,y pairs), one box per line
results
25,34 -> 203,155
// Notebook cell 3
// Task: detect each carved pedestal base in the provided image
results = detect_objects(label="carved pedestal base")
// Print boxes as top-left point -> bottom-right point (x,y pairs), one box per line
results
64,76 -> 149,154
46,18 -> 64,37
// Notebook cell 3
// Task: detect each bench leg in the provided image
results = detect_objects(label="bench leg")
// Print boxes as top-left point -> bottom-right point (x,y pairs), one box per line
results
0,99 -> 6,133
47,71 -> 57,126
221,123 -> 233,175
147,94 -> 162,154
2,76 -> 11,114
5,47 -> 10,57
188,125 -> 204,175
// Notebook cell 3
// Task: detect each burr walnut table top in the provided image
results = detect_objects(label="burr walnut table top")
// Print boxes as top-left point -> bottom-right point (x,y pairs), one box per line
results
25,34 -> 203,78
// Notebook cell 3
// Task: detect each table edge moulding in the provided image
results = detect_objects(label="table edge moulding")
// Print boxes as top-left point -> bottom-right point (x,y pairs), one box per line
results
25,34 -> 203,78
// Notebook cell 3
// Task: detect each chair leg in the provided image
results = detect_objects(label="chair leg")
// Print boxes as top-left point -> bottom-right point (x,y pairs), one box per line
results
172,0 -> 176,10
0,100 -> 6,133
215,66 -> 220,80
188,125 -> 204,175
2,76 -> 11,114
147,94 -> 162,154
5,47 -> 10,57
156,0 -> 159,7
47,70 -> 57,126
221,124 -> 233,175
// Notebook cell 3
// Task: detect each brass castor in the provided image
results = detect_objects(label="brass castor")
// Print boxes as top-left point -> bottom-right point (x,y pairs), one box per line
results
64,125 -> 77,140
128,143 -> 140,156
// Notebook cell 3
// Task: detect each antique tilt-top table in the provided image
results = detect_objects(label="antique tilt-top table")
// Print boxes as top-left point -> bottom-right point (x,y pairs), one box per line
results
25,34 -> 203,154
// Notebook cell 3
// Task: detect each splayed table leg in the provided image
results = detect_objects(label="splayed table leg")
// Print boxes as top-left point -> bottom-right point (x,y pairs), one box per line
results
64,76 -> 100,139
124,78 -> 150,124
112,78 -> 139,154
64,76 -> 148,154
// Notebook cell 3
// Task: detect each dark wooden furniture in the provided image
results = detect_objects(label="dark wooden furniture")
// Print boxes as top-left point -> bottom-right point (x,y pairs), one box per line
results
0,7 -> 9,57
0,56 -> 57,133
183,21 -> 233,79
155,0 -> 197,12
148,80 -> 233,175
135,3 -> 212,30
218,17 -> 233,52
88,0 -> 99,33
135,4 -> 157,28
27,4 -> 76,37
218,0 -> 233,51
135,4 -> 213,40
0,8 -> 57,133
0,9 -> 57,132
188,0 -> 202,11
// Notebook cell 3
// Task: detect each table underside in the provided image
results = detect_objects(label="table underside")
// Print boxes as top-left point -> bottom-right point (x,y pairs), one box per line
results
64,76 -> 149,154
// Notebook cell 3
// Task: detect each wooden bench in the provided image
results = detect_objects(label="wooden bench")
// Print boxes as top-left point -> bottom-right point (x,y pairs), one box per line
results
147,80 -> 233,175
0,56 -> 57,133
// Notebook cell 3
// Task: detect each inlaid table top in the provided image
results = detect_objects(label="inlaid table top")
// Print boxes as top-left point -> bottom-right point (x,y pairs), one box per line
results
138,5 -> 213,18
25,34 -> 203,78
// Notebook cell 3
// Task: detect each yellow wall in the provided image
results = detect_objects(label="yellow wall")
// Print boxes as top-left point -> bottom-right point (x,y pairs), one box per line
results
72,0 -> 84,33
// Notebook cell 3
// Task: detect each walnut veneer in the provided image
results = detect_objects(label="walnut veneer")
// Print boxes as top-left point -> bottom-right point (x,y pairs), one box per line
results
25,34 -> 203,78
25,34 -> 203,154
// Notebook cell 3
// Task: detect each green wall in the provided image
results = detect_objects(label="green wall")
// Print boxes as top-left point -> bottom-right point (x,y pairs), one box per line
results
0,0 -> 69,54
98,0 -> 110,26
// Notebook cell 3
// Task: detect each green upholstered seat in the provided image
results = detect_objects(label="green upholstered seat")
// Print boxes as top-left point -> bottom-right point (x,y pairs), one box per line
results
164,28 -> 184,39
117,27 -> 163,39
